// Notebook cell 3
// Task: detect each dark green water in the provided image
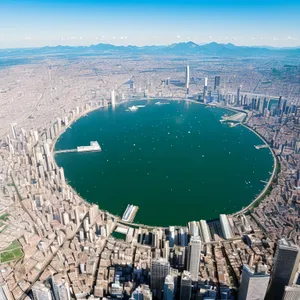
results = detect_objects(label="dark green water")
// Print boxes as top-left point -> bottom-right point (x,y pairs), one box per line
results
55,100 -> 274,226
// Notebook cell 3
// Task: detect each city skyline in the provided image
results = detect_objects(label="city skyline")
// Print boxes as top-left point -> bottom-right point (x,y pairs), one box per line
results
0,1 -> 300,298
0,0 -> 300,48
0,42 -> 300,299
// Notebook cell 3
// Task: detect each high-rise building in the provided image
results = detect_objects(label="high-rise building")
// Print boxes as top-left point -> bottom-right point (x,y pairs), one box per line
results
277,96 -> 282,116
238,265 -> 270,300
283,285 -> 300,300
187,236 -> 202,281
236,86 -> 241,106
214,76 -> 220,91
266,239 -> 300,300
0,282 -> 14,300
220,214 -> 233,239
203,77 -> 208,102
151,258 -> 170,299
185,66 -> 190,94
199,220 -> 211,243
132,285 -> 152,300
51,275 -> 71,300
32,281 -> 52,300
10,123 -> 17,139
111,90 -> 116,108
180,271 -> 192,300
163,275 -> 174,300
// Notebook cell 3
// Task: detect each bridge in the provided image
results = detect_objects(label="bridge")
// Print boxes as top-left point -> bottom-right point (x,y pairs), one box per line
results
54,149 -> 77,154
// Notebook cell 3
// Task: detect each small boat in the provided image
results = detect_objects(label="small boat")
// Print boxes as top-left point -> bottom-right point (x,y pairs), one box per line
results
155,101 -> 169,105
128,105 -> 138,111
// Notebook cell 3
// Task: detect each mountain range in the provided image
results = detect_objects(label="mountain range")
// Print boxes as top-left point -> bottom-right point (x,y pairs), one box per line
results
1,41 -> 300,57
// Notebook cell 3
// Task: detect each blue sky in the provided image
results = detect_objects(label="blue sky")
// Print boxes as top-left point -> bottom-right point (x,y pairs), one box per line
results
0,0 -> 299,48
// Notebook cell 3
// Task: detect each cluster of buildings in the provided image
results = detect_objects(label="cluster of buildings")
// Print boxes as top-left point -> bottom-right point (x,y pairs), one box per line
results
0,53 -> 299,300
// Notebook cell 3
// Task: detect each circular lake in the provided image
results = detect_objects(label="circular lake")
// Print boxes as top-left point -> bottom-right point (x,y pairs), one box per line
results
55,100 -> 274,226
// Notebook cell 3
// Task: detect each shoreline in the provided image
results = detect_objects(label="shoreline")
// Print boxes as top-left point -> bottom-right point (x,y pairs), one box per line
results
52,97 -> 276,227
231,123 -> 277,216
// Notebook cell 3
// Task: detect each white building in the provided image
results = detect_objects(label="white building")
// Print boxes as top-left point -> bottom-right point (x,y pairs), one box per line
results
0,283 -> 14,300
185,66 -> 190,93
283,285 -> 300,300
220,214 -> 233,239
200,220 -> 211,243
52,276 -> 71,300
32,282 -> 52,300
111,90 -> 116,108
187,236 -> 202,281
238,265 -> 269,300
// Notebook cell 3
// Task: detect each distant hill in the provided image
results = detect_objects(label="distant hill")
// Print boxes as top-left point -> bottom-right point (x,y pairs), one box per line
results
1,41 -> 300,58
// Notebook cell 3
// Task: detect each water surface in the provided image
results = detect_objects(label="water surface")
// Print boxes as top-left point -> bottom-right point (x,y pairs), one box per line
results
55,100 -> 273,226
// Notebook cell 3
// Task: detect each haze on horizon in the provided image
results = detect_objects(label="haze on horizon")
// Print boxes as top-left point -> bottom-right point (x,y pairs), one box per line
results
0,0 -> 299,49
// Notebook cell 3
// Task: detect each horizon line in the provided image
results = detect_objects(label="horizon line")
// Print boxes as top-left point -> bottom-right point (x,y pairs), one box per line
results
1,40 -> 300,51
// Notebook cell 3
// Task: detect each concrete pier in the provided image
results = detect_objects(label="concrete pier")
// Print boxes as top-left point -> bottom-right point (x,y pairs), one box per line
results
54,141 -> 101,154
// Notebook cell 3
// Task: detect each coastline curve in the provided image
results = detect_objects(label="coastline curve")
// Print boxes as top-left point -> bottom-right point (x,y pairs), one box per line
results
52,98 -> 276,227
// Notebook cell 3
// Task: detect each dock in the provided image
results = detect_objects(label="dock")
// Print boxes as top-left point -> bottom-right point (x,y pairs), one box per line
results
122,205 -> 139,223
54,141 -> 101,154
254,144 -> 268,150
260,180 -> 269,184
221,112 -> 247,123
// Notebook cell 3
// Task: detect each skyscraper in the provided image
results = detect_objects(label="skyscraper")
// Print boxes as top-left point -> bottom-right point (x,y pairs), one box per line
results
132,285 -> 152,300
151,258 -> 170,299
51,275 -> 71,300
200,220 -> 211,243
163,275 -> 174,300
180,271 -> 192,300
185,66 -> 190,94
32,282 -> 52,300
236,86 -> 241,106
238,265 -> 270,300
111,90 -> 116,108
220,214 -> 233,240
266,239 -> 300,300
214,76 -> 220,91
187,236 -> 202,281
203,77 -> 208,102
10,123 -> 17,139
0,282 -> 14,300
283,285 -> 300,300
